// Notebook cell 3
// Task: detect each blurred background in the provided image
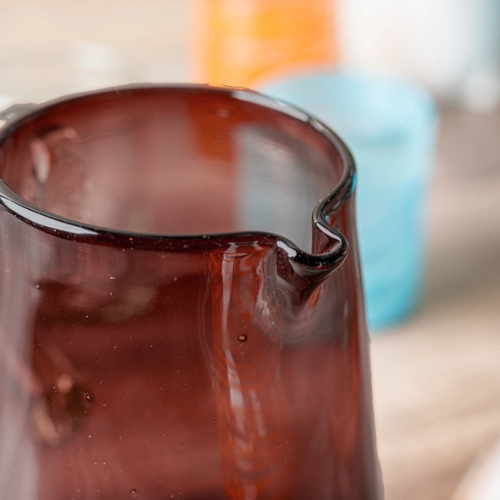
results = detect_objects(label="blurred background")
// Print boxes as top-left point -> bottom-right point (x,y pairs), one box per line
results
1,1 -> 499,499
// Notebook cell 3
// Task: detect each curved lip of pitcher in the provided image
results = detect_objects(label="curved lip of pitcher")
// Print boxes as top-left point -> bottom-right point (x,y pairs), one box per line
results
0,83 -> 355,271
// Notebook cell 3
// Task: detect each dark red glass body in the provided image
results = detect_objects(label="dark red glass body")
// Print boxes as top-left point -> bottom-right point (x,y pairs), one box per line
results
0,86 -> 382,499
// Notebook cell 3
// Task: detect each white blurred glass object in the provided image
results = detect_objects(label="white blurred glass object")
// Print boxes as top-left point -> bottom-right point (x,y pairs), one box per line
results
338,0 -> 500,111
0,41 -> 145,106
454,438 -> 500,500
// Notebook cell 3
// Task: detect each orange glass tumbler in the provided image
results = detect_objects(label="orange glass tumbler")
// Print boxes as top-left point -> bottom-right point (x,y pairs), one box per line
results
191,0 -> 338,88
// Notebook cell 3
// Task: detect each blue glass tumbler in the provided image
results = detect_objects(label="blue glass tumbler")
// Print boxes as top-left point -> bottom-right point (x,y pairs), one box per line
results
261,71 -> 438,330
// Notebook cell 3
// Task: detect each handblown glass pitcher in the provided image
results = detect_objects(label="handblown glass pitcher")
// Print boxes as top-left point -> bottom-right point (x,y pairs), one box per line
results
0,86 -> 382,500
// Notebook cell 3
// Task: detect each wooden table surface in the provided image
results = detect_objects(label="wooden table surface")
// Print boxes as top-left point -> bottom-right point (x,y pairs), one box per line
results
1,3 -> 500,498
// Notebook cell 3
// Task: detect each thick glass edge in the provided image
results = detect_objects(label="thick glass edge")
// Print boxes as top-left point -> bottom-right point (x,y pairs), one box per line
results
0,84 -> 355,270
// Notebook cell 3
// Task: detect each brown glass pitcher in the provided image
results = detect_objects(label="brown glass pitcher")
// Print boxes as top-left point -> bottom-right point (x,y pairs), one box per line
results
0,86 -> 382,500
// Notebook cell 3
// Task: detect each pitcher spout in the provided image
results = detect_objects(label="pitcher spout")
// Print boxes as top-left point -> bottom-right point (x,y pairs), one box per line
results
275,227 -> 348,312
275,162 -> 355,311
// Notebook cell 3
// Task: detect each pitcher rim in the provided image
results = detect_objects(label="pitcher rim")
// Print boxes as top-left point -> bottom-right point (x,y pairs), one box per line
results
0,83 -> 355,271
